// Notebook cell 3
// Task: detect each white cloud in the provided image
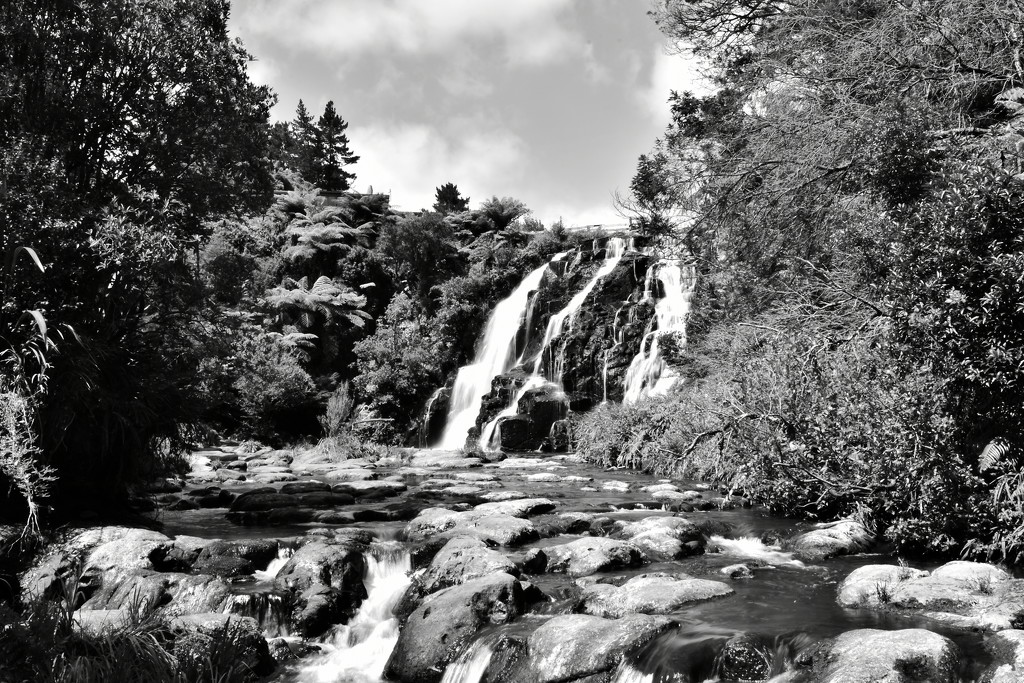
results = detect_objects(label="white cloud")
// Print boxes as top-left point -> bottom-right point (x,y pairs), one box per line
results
348,122 -> 528,212
233,0 -> 586,67
640,48 -> 708,125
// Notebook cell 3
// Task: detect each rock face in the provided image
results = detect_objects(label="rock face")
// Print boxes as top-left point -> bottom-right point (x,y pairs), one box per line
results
505,613 -> 676,683
384,573 -> 528,683
543,537 -> 647,578
788,519 -> 873,562
579,573 -> 733,618
420,536 -> 520,594
838,561 -> 1024,631
811,628 -> 959,683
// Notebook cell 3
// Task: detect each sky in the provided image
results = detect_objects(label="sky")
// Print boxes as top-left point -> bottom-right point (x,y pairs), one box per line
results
229,0 -> 701,226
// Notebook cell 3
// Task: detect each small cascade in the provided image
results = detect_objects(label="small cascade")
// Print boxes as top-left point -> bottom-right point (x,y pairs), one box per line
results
610,661 -> 654,683
254,545 -> 294,582
419,387 -> 445,447
477,375 -> 547,450
709,535 -> 805,567
439,253 -> 566,450
602,349 -> 610,403
623,262 -> 697,403
226,592 -> 291,637
297,542 -> 412,683
440,638 -> 494,683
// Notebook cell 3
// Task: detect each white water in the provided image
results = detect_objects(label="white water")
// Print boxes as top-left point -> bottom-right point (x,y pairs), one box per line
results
611,661 -> 654,683
477,239 -> 628,450
297,543 -> 412,683
440,639 -> 494,683
254,545 -> 294,582
623,262 -> 697,402
532,238 -> 627,380
709,535 -> 805,568
439,254 -> 566,450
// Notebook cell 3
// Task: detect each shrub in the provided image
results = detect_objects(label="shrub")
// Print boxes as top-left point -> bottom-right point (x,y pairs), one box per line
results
232,334 -> 318,439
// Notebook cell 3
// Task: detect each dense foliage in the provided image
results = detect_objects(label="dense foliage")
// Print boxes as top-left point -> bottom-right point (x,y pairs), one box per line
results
591,0 -> 1024,560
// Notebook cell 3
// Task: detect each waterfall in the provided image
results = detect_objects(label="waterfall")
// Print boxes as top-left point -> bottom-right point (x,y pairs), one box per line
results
438,253 -> 566,450
623,262 -> 697,403
254,545 -> 294,582
225,592 -> 291,637
297,542 -> 412,683
440,638 -> 494,683
477,238 -> 628,450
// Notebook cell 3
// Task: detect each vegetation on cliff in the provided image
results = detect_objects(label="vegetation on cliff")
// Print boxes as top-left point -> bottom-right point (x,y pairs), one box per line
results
583,0 -> 1024,561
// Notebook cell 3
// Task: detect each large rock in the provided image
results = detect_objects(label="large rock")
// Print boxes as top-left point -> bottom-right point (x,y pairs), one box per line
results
811,628 -> 959,682
421,537 -> 519,593
192,539 -> 279,577
274,540 -> 366,637
80,571 -> 169,611
510,613 -> 676,683
715,633 -> 779,682
838,561 -> 1024,631
985,629 -> 1024,682
788,519 -> 872,562
544,537 -> 647,578
162,573 -> 233,615
168,613 -> 276,680
579,573 -> 733,618
614,516 -> 704,560
472,498 -> 557,518
384,573 -> 528,683
404,508 -> 539,546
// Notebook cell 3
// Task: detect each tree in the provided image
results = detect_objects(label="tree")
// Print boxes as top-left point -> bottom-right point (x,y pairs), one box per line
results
433,182 -> 470,214
289,100 -> 319,182
478,196 -> 530,231
316,100 -> 359,191
376,213 -> 463,305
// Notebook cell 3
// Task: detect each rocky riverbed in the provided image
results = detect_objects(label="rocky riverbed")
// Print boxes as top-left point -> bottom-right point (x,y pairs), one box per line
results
20,444 -> 1024,682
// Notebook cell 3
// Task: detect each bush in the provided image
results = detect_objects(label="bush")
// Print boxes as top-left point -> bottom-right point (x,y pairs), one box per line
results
232,334 -> 318,439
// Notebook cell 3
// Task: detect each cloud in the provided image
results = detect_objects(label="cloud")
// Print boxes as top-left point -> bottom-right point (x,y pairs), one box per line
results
348,122 -> 528,212
233,0 -> 586,67
640,48 -> 708,125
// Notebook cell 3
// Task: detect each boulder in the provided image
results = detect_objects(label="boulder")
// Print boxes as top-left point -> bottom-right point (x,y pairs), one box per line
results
579,573 -> 733,617
811,628 -> 959,683
614,516 -> 704,560
384,573 -> 528,683
838,561 -> 1024,631
404,508 -> 539,546
332,480 -> 407,497
473,498 -> 557,518
168,613 -> 276,679
510,613 -> 676,683
715,633 -> 778,682
544,537 -> 647,578
421,536 -> 520,593
73,609 -> 130,635
194,539 -> 279,571
80,571 -> 169,611
162,573 -> 234,615
788,519 -> 873,562
985,629 -> 1024,682
274,540 -> 367,637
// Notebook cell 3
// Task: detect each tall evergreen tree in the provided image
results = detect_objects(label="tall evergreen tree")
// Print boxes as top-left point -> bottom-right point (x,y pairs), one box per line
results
292,99 -> 319,182
316,100 -> 358,191
433,182 -> 470,214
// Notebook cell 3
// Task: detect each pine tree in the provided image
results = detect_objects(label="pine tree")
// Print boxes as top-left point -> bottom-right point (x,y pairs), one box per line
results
316,101 -> 359,192
433,182 -> 469,214
292,99 -> 319,183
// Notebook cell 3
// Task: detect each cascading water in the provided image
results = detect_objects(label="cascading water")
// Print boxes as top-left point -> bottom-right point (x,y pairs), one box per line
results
297,542 -> 412,683
623,262 -> 697,403
438,253 -> 566,450
477,238 -> 628,449
439,638 -> 494,683
255,545 -> 294,582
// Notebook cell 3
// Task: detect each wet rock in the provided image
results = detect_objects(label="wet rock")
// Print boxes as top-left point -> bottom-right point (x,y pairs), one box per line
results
721,564 -> 755,580
384,573 -> 528,683
788,519 -> 873,562
421,536 -> 520,593
192,554 -> 255,577
73,609 -> 130,635
545,537 -> 647,577
984,629 -> 1024,682
526,472 -> 562,482
602,480 -> 630,492
479,490 -> 528,502
838,561 -> 1024,630
579,573 -> 733,617
162,573 -> 234,615
615,516 -> 704,560
193,539 -> 278,576
511,613 -> 676,683
274,540 -> 367,637
404,508 -> 539,546
715,633 -> 778,682
80,571 -> 170,610
473,497 -> 557,518
522,548 -> 548,574
169,613 -> 276,679
811,628 -> 959,683
332,480 -> 407,497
